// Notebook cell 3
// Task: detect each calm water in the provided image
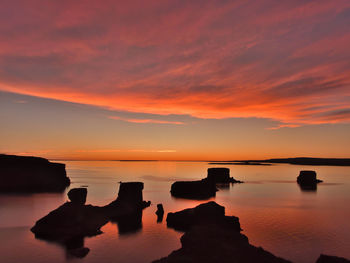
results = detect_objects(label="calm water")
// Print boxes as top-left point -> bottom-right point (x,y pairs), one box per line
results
0,161 -> 349,263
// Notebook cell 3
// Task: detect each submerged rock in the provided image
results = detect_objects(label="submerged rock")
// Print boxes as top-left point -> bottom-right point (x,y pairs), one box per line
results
316,255 -> 350,263
31,182 -> 150,257
207,167 -> 243,183
153,202 -> 290,263
0,154 -> 70,192
170,180 -> 217,199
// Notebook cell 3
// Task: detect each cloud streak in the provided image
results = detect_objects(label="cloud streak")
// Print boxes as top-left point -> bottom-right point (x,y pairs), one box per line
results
1,0 -> 350,126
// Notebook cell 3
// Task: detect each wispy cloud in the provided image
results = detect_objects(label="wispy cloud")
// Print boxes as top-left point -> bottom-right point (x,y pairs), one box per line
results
108,116 -> 184,125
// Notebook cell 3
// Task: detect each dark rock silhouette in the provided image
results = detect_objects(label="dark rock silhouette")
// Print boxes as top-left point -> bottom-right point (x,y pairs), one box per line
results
68,188 -> 87,205
170,168 -> 242,199
31,182 -> 150,257
153,202 -> 290,263
316,254 -> 350,263
207,167 -> 243,183
156,204 -> 164,223
297,170 -> 323,191
170,180 -> 217,199
0,154 -> 70,192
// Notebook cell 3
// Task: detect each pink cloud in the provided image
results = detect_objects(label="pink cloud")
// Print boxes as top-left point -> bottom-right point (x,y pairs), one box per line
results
1,0 -> 350,126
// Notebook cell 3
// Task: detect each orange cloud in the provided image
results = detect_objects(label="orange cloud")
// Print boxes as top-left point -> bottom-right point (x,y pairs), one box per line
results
1,0 -> 350,126
108,116 -> 184,125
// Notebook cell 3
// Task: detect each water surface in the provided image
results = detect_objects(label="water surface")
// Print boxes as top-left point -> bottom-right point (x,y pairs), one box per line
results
0,161 -> 349,263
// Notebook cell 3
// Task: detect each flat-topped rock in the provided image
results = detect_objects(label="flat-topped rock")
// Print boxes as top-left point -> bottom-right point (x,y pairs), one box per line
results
207,167 -> 243,183
0,154 -> 70,192
170,180 -> 217,199
297,170 -> 323,186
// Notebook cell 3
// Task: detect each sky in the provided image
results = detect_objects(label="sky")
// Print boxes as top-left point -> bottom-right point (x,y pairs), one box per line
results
1,0 -> 350,160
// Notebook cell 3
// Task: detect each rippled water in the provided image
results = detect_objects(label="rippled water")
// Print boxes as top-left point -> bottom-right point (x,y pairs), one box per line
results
0,161 -> 349,263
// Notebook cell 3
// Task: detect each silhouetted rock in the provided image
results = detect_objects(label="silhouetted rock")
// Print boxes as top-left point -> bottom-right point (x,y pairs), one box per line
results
117,182 -> 144,204
316,254 -> 350,263
0,154 -> 70,192
297,170 -> 323,191
31,182 -> 150,257
153,202 -> 290,263
170,180 -> 217,199
68,188 -> 87,205
166,201 -> 241,232
156,204 -> 164,222
207,167 -> 243,183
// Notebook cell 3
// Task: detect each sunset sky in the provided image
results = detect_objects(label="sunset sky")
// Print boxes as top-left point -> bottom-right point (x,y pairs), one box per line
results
1,0 -> 350,160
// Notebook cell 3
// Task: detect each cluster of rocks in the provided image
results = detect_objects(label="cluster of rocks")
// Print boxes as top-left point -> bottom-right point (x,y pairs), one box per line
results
154,202 -> 350,263
3,153 -> 344,262
31,182 -> 150,258
0,154 -> 70,192
170,168 -> 243,199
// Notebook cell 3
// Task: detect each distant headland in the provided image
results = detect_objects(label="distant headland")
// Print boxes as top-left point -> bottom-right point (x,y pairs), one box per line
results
210,157 -> 350,166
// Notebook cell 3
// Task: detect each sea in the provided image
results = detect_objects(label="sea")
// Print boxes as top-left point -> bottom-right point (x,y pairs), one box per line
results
0,161 -> 349,263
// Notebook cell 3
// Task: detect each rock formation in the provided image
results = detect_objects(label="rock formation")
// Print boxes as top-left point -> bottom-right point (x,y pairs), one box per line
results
0,154 -> 70,192
207,167 -> 243,183
31,182 -> 150,257
156,204 -> 164,223
153,202 -> 291,263
297,170 -> 323,191
170,180 -> 217,199
170,168 -> 242,199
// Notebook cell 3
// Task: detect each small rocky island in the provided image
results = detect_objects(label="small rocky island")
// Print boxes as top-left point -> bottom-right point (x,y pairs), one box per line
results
153,202 -> 350,263
0,154 -> 70,192
297,170 -> 323,191
31,182 -> 151,257
154,202 -> 291,263
170,168 -> 242,199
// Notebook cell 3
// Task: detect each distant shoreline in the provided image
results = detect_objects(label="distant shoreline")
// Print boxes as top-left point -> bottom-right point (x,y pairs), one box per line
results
45,157 -> 350,166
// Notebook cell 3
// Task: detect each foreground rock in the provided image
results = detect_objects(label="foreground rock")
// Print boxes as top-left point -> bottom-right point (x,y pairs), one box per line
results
0,154 -> 70,192
154,202 -> 290,263
297,170 -> 323,191
31,182 -> 150,257
316,255 -> 350,263
170,168 -> 242,199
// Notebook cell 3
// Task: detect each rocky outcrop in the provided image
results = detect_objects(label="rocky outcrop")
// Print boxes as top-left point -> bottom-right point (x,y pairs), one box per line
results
153,202 -> 290,263
0,154 -> 70,192
170,180 -> 217,199
316,255 -> 350,263
31,182 -> 150,257
297,170 -> 323,191
207,167 -> 243,183
170,168 -> 242,199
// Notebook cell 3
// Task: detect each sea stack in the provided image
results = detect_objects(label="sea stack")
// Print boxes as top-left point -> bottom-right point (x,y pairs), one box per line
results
207,167 -> 243,183
297,170 -> 323,185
